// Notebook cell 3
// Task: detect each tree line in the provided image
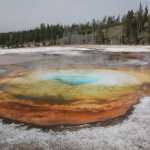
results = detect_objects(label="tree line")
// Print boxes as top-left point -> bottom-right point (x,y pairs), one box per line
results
0,3 -> 150,48
122,3 -> 150,44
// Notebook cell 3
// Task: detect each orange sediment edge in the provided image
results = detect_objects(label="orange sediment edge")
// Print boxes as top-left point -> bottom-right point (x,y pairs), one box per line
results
0,93 -> 139,127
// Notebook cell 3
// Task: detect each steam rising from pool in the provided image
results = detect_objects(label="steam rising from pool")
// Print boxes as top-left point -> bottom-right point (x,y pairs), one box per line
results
0,69 -> 6,75
35,70 -> 138,86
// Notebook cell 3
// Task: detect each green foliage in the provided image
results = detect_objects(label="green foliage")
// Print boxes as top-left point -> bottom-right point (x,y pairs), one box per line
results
122,3 -> 149,44
0,24 -> 64,48
147,16 -> 150,43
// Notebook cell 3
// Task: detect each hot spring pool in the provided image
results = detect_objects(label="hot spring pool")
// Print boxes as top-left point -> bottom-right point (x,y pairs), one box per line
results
1,68 -> 150,127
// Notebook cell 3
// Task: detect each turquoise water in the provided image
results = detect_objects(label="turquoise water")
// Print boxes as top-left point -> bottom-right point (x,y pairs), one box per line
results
37,74 -> 99,85
36,71 -> 138,86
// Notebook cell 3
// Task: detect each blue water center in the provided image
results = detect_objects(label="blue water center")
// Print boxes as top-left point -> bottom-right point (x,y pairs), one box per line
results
37,73 -> 99,85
